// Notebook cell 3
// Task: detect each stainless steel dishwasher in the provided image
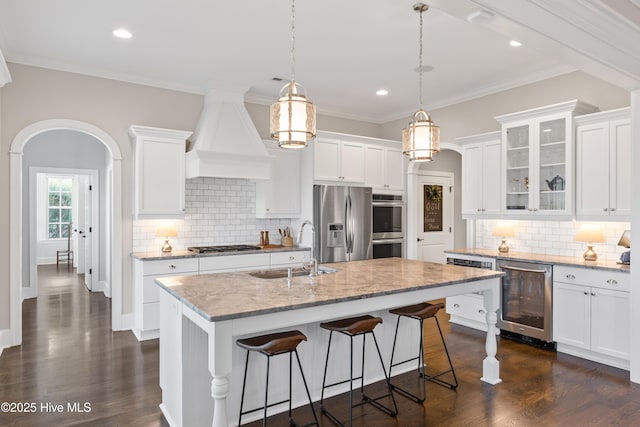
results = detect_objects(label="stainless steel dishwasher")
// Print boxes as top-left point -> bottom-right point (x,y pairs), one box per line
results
496,260 -> 553,344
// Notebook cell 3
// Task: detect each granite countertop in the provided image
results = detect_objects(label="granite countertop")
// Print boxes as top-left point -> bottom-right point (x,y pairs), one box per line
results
445,248 -> 630,273
132,245 -> 310,261
155,258 -> 503,322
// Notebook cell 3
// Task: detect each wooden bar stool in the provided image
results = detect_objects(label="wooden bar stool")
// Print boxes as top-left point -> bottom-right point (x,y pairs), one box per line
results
388,302 -> 458,403
319,315 -> 398,426
236,330 -> 318,427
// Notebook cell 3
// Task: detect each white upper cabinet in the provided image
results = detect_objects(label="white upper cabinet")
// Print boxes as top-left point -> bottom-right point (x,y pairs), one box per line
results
575,108 -> 631,220
129,125 -> 192,219
313,138 -> 365,183
256,141 -> 301,218
459,131 -> 501,217
496,100 -> 597,218
364,145 -> 404,192
313,131 -> 404,192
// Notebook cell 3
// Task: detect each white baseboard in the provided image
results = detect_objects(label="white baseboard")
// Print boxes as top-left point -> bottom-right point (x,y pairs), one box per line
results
0,329 -> 11,357
21,286 -> 37,300
120,313 -> 134,332
99,280 -> 111,298
92,280 -> 105,294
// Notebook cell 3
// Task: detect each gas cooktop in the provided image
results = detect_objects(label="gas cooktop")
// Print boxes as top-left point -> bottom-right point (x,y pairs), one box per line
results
187,245 -> 261,254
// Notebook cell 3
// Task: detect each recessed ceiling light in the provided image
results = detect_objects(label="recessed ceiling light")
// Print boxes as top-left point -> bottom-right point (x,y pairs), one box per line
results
113,28 -> 132,39
376,89 -> 389,96
509,40 -> 522,47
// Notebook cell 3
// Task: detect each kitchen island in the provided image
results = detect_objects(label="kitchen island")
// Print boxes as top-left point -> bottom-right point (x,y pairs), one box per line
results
155,258 -> 503,427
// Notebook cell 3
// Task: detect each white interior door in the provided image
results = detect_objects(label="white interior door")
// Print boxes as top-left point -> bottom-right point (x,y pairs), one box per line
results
83,178 -> 94,290
416,174 -> 454,264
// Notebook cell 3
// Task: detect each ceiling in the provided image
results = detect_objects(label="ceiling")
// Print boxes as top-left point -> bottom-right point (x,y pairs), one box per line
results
0,0 -> 638,124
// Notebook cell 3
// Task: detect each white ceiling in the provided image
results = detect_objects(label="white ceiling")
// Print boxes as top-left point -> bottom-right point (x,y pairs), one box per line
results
0,0 -> 637,123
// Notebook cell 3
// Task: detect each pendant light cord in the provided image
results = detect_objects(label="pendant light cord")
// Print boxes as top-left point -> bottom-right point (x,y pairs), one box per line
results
418,7 -> 424,109
290,0 -> 296,84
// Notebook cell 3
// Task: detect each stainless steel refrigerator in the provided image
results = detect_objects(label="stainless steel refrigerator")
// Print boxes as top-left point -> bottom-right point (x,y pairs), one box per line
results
313,184 -> 372,263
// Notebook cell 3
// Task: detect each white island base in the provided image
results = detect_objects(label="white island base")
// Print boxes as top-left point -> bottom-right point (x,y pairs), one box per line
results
156,259 -> 502,427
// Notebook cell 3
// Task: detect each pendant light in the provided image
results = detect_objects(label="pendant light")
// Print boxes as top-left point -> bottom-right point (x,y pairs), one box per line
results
270,0 -> 316,149
402,3 -> 440,162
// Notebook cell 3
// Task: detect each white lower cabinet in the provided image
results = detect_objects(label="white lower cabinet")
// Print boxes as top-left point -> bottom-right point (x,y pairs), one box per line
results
553,266 -> 630,370
132,257 -> 199,341
446,293 -> 494,332
133,250 -> 311,341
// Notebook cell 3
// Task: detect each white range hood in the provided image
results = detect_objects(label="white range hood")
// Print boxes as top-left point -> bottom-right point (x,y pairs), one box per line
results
186,86 -> 271,180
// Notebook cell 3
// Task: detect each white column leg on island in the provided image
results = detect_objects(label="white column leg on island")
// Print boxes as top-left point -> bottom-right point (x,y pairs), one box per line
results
481,286 -> 502,385
208,321 -> 233,427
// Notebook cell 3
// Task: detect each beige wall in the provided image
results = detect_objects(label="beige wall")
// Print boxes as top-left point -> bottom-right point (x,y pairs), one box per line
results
380,71 -> 630,142
0,63 -> 204,326
245,102 -> 383,140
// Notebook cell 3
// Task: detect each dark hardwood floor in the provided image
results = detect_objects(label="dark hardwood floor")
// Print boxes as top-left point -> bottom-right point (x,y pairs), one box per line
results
0,266 -> 164,427
2,265 -> 640,426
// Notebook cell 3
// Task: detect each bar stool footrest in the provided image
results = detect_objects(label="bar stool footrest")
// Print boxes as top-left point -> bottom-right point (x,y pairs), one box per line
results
361,392 -> 398,416
389,383 -> 425,403
422,369 -> 458,390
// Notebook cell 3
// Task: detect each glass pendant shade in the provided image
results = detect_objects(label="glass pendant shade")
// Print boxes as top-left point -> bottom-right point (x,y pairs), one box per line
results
270,81 -> 316,149
402,109 -> 440,161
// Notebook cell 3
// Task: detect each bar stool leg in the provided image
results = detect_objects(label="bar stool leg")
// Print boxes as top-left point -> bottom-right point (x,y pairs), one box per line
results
388,317 -> 427,403
365,332 -> 398,415
293,349 -> 319,426
263,356 -> 270,427
425,316 -> 458,390
320,331 -> 333,408
239,350 -> 251,427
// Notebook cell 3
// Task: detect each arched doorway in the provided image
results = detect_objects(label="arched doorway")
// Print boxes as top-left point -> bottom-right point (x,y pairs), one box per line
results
8,119 -> 123,347
406,142 -> 464,260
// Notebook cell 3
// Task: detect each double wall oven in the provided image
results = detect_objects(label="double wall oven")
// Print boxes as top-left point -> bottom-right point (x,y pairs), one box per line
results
372,194 -> 404,259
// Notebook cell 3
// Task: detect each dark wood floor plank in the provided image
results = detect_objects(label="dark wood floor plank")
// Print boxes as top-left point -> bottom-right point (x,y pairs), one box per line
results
2,267 -> 640,426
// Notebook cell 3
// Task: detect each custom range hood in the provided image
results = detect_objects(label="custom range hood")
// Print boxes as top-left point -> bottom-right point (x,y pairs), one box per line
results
186,85 -> 271,180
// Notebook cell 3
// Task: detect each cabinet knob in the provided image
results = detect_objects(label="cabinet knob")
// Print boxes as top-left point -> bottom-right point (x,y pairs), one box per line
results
289,256 -> 294,260
478,309 -> 486,315
606,279 -> 618,285
610,208 -> 616,212
591,292 -> 596,296
566,274 -> 575,279
477,208 -> 481,212
533,208 -> 538,212
583,291 -> 589,295
603,208 -> 609,212
453,303 -> 460,308
169,264 -> 176,270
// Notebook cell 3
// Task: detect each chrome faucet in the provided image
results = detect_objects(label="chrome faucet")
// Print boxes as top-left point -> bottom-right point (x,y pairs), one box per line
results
297,220 -> 318,277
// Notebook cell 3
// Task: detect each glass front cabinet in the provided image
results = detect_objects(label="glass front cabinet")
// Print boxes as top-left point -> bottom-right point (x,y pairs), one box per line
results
497,100 -> 597,217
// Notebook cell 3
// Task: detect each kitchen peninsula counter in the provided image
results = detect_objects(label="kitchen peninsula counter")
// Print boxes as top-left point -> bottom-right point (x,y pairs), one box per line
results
446,248 -> 629,272
156,258 -> 503,427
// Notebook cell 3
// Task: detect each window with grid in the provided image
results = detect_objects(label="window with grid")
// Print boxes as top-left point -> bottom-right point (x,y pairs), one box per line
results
48,177 -> 73,239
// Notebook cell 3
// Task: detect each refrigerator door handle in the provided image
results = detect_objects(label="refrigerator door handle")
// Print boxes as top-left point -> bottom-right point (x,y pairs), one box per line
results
347,194 -> 353,253
350,195 -> 355,254
344,196 -> 351,253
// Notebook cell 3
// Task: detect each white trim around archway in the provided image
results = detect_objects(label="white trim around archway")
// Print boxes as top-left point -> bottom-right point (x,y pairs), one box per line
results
8,119 -> 123,348
406,142 -> 461,260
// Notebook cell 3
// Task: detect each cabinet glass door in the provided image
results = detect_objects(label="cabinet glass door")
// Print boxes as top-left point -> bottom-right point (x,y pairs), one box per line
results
538,118 -> 566,212
505,124 -> 530,211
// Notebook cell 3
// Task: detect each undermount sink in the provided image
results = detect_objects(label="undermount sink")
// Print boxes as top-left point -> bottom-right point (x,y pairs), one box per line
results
249,266 -> 338,279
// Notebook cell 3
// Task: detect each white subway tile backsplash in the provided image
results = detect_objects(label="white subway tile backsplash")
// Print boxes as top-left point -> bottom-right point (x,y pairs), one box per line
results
132,177 -> 294,253
476,219 -> 630,261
